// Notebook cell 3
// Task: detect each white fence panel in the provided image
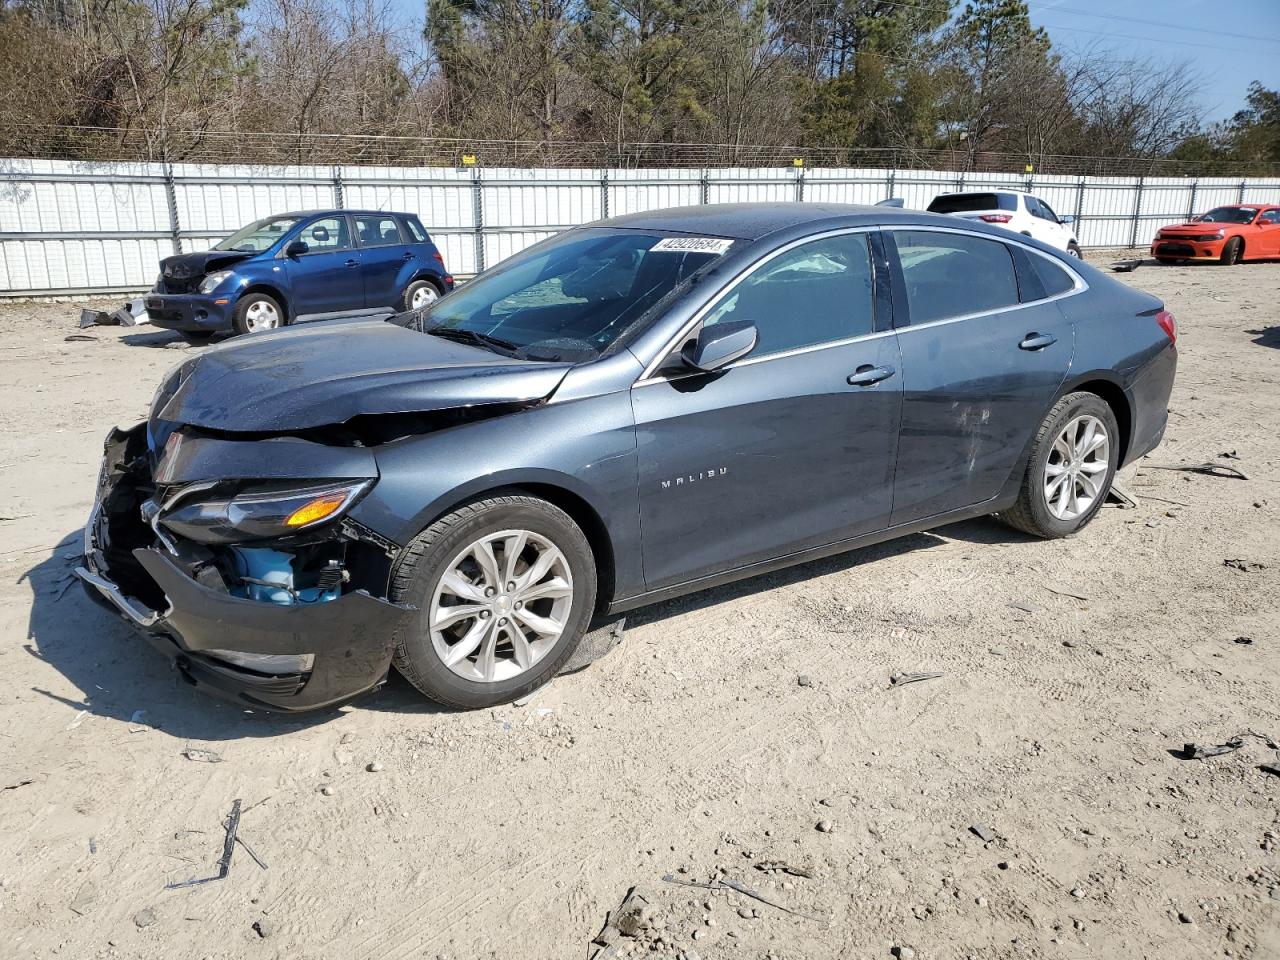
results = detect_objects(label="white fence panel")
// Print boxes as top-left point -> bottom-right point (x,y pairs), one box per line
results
2,158 -> 1279,294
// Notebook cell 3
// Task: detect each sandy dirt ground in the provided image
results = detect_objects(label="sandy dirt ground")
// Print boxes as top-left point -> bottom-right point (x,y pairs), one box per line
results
1,252 -> 1278,960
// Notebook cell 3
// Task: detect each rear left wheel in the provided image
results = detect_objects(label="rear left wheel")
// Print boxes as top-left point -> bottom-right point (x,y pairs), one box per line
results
403,279 -> 441,312
997,392 -> 1118,539
389,495 -> 597,709
1066,242 -> 1082,259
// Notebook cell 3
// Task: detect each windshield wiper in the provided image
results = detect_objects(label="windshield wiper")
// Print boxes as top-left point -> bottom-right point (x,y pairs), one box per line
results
425,326 -> 518,356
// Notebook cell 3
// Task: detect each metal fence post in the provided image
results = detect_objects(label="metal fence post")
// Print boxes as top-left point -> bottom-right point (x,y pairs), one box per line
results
471,167 -> 485,274
332,166 -> 344,209
795,164 -> 805,202
887,169 -> 896,202
1074,176 -> 1086,234
1238,179 -> 1247,203
1130,176 -> 1145,249
163,163 -> 181,255
600,170 -> 609,220
1187,179 -> 1199,220
699,169 -> 710,205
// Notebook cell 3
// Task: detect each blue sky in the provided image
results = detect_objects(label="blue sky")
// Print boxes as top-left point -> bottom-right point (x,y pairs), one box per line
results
1028,0 -> 1280,123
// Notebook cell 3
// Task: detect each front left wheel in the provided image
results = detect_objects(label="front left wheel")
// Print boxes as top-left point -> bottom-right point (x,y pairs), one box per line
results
233,292 -> 285,335
997,392 -> 1119,539
389,495 -> 597,709
1066,242 -> 1082,259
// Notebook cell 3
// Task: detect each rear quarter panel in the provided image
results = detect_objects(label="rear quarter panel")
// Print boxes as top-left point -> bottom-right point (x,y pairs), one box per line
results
1056,264 -> 1175,465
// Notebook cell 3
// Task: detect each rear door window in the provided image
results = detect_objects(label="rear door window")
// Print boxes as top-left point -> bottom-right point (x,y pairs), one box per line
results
701,233 -> 876,358
356,215 -> 405,247
892,230 -> 1020,324
1028,252 -> 1076,297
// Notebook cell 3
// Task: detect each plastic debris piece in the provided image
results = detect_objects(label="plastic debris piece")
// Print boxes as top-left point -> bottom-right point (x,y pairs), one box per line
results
890,671 -> 943,687
970,824 -> 997,843
182,748 -> 223,764
165,799 -> 241,889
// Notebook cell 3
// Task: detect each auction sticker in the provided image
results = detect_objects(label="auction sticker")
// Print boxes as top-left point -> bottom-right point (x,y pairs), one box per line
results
652,237 -> 734,254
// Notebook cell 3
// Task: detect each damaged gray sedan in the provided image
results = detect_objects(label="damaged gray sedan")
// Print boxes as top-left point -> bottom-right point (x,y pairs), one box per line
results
78,204 -> 1176,711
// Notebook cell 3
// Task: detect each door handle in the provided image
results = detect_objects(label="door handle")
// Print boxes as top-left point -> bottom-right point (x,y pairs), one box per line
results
1019,332 -> 1057,351
402,251 -> 415,260
847,364 -> 896,387
345,258 -> 358,267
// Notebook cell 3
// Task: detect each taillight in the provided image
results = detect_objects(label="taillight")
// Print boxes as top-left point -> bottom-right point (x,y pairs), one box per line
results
432,251 -> 445,264
979,214 -> 1013,223
1155,309 -> 1177,345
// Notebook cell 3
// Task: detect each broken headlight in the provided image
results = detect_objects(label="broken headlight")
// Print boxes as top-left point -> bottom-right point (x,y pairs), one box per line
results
198,270 -> 235,294
157,480 -> 373,544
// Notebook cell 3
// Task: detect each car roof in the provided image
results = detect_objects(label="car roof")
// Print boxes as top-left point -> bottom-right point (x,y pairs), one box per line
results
268,209 -> 417,219
598,202 -> 948,240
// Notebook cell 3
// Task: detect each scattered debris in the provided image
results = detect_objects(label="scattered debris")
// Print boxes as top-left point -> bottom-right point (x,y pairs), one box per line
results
1178,911 -> 1195,924
3,778 -> 35,791
1007,601 -> 1043,614
890,671 -> 943,687
1234,636 -> 1253,646
1110,259 -> 1141,273
88,836 -> 97,854
1224,558 -> 1267,573
66,709 -> 89,730
561,617 -> 625,675
320,785 -> 335,796
816,819 -> 834,833
1182,739 -> 1243,760
134,908 -> 157,928
235,836 -> 268,871
165,799 -> 241,889
252,918 -> 273,938
69,881 -> 98,916
661,873 -> 826,921
754,860 -> 815,879
970,824 -> 997,843
796,674 -> 813,688
1106,478 -> 1139,508
128,709 -> 156,733
63,334 -> 99,342
78,299 -> 150,329
1148,461 -> 1249,481
1041,582 -> 1091,601
366,761 -> 384,773
1259,764 -> 1280,779
182,748 -> 223,764
891,946 -> 917,960
512,693 -> 536,707
79,308 -> 114,328
588,886 -> 651,959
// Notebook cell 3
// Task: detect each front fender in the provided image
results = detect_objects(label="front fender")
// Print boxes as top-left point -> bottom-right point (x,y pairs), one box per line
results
349,390 -> 643,600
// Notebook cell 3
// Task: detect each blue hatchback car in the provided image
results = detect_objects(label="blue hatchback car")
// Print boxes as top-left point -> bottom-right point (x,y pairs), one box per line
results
145,210 -> 454,337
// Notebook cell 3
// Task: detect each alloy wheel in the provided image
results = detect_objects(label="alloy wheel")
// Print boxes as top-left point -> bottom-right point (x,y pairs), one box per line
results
1043,414 -> 1110,521
429,529 -> 573,683
244,299 -> 281,332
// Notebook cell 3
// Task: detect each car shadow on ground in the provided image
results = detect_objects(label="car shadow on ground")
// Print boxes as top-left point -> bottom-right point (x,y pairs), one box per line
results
23,518 -> 1028,735
1247,326 -> 1280,349
121,329 -> 226,349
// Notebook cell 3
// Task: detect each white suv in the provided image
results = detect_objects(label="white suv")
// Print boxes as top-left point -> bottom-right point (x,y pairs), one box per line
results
927,191 -> 1082,257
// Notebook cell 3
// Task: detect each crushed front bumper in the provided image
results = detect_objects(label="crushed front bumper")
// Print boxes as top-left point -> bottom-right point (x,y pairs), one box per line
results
77,425 -> 412,712
144,293 -> 236,333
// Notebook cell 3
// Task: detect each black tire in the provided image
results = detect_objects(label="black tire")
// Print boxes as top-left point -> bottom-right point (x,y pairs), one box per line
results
1066,242 -> 1082,259
232,291 -> 286,336
996,392 -> 1119,539
1219,237 -> 1243,265
389,494 -> 597,709
401,278 -> 442,312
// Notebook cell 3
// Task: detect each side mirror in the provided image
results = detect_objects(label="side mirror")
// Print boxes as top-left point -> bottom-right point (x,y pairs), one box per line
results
285,240 -> 309,258
681,321 -> 758,373
1059,215 -> 1075,225
1258,218 -> 1274,226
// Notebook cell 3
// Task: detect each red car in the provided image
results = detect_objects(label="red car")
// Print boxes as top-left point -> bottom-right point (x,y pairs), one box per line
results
1151,204 -> 1280,265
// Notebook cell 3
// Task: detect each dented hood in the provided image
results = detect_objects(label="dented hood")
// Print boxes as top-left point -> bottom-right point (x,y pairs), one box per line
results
160,249 -> 255,279
154,321 -> 574,432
